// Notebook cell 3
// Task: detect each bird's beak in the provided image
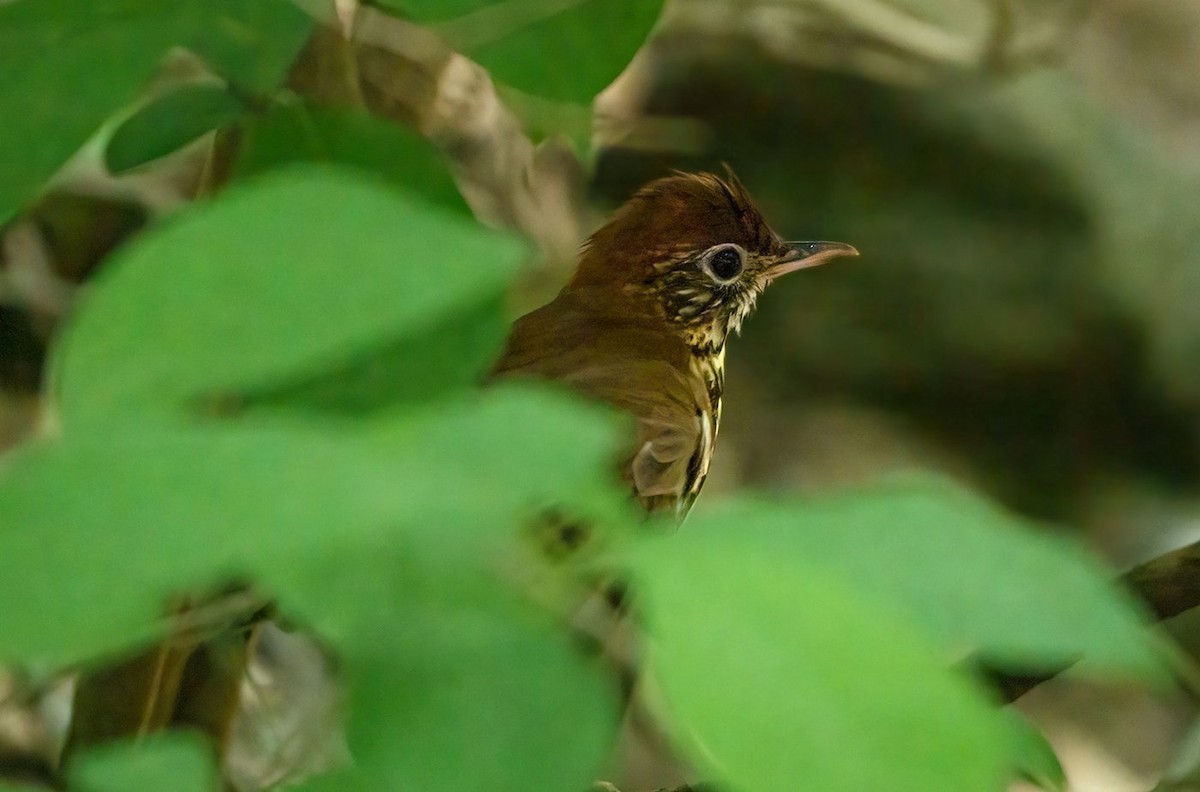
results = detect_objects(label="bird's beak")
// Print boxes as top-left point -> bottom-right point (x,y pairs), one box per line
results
764,241 -> 859,282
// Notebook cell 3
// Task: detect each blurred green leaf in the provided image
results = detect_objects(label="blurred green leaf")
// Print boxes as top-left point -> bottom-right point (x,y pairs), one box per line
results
353,606 -> 614,792
0,385 -> 622,662
285,389 -> 627,791
496,83 -> 593,151
0,385 -> 624,790
361,385 -> 629,526
0,0 -> 311,221
289,589 -> 615,792
106,84 -> 246,173
232,103 -> 470,215
179,2 -> 315,93
241,292 -> 508,414
69,733 -> 218,792
1006,711 -> 1066,791
52,167 -> 518,427
687,479 -> 1166,682
373,0 -> 664,103
369,0 -> 489,18
637,534 -> 1007,792
0,425 -> 386,661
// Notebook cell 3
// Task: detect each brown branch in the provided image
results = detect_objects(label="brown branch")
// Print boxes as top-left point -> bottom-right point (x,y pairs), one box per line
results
288,5 -> 589,272
1123,541 -> 1200,622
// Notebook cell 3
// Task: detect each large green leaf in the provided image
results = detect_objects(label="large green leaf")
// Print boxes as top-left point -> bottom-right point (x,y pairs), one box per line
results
0,0 -> 311,221
291,580 -> 616,792
286,390 -> 627,791
105,84 -> 247,174
239,293 -> 509,415
372,0 -> 664,103
0,386 -> 624,790
52,167 -> 519,426
636,535 -> 1007,792
0,385 -> 622,662
69,734 -> 218,792
0,424 -> 388,661
179,2 -> 315,93
351,605 -> 614,792
232,102 -> 469,215
686,479 -> 1165,681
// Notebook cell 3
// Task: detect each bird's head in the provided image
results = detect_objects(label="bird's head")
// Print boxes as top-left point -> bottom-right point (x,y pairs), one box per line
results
572,171 -> 857,350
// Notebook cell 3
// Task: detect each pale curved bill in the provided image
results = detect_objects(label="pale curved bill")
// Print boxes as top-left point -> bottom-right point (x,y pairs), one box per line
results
767,241 -> 859,280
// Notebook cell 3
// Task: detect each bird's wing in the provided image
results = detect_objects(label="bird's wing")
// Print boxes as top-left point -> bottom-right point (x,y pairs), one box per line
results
491,294 -> 711,516
559,357 -> 709,515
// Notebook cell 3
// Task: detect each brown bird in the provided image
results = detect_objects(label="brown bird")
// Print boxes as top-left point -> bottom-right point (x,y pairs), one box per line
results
492,171 -> 857,517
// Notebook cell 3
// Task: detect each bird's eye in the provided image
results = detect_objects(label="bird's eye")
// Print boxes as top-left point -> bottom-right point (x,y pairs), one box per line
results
705,246 -> 744,282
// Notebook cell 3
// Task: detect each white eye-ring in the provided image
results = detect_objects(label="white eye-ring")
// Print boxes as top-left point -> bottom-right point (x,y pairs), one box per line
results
700,244 -> 746,284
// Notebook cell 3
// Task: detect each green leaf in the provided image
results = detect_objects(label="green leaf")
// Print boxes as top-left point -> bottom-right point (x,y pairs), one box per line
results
180,3 -> 315,94
52,166 -> 519,427
496,83 -> 593,151
636,535 -> 1007,792
368,0 -> 491,18
686,478 -> 1165,682
68,733 -> 218,792
0,387 -> 625,791
285,390 -> 628,791
375,0 -> 664,103
232,102 -> 469,215
362,385 -> 630,526
1006,711 -> 1066,791
240,292 -> 508,414
291,586 -> 616,792
0,0 -> 311,221
105,84 -> 247,174
0,426 -> 377,661
352,606 -> 615,792
0,385 -> 622,662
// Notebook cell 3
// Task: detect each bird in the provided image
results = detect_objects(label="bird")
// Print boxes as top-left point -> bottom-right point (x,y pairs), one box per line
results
491,170 -> 857,518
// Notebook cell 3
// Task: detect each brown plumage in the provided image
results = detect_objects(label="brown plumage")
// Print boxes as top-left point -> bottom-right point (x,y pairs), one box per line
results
492,171 -> 858,516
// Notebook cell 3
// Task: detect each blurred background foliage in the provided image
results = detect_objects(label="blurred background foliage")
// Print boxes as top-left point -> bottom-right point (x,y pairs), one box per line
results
592,0 -> 1200,548
1,0 -> 1199,790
